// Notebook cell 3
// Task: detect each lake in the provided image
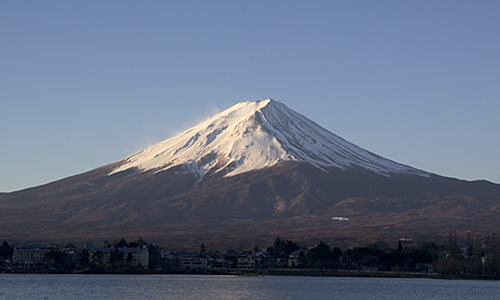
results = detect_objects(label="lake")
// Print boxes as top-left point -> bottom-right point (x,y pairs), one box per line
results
0,274 -> 499,299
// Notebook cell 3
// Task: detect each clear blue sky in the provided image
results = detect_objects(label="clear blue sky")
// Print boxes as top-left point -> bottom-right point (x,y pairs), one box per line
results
1,1 -> 499,192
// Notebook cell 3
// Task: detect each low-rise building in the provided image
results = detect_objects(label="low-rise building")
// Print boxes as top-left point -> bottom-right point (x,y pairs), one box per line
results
12,241 -> 59,268
210,257 -> 230,269
120,247 -> 149,268
288,250 -> 301,268
237,257 -> 256,269
180,256 -> 208,270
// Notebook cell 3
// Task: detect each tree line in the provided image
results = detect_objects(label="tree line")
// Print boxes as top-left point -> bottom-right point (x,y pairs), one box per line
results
264,233 -> 499,277
1,233 -> 499,277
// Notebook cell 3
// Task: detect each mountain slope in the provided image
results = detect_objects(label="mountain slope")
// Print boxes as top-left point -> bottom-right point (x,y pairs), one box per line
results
0,99 -> 499,248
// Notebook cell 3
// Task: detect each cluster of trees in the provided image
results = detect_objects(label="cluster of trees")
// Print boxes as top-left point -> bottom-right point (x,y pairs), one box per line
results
266,238 -> 434,272
263,233 -> 500,277
44,248 -> 75,272
113,238 -> 147,248
436,232 -> 500,276
266,237 -> 300,257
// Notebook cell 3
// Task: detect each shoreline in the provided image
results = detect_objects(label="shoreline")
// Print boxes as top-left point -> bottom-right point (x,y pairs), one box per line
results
4,268 -> 499,280
200,268 -> 500,280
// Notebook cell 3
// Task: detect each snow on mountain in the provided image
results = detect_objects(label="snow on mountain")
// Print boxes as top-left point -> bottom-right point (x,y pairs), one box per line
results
110,99 -> 429,180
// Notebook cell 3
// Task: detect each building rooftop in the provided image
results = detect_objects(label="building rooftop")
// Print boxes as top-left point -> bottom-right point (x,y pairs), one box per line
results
14,241 -> 58,249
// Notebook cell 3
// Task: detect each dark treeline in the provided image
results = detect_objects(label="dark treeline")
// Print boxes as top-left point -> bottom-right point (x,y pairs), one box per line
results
266,233 -> 500,277
436,232 -> 500,277
1,233 -> 499,278
266,237 -> 435,272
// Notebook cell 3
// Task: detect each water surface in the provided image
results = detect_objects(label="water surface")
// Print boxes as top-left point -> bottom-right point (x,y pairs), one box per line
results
1,274 -> 499,299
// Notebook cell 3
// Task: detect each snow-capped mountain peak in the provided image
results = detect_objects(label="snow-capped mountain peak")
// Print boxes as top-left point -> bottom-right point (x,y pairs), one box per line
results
110,99 -> 428,180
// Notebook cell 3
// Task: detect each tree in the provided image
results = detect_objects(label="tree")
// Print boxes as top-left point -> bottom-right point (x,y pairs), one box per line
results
269,237 -> 283,257
0,241 -> 12,270
89,251 -> 106,272
135,237 -> 147,247
148,243 -> 163,270
0,241 -> 12,258
199,244 -> 206,258
471,235 -> 484,275
268,237 -> 299,257
79,249 -> 90,269
115,238 -> 128,248
331,247 -> 343,264
299,241 -> 342,269
45,250 -> 73,272
109,248 -> 124,269
484,234 -> 500,276
283,240 -> 299,256
447,231 -> 461,259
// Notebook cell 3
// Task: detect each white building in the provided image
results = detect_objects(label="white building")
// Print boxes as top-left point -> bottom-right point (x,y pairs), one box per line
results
12,241 -> 59,268
180,256 -> 208,270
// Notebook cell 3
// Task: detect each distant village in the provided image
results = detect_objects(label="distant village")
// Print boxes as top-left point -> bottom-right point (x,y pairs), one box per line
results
1,233 -> 499,279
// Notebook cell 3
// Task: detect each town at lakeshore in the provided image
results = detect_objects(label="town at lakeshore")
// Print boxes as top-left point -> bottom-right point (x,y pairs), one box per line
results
1,233 -> 499,279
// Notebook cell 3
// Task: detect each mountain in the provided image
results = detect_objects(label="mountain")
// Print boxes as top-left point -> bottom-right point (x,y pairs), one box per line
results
1,99 -> 499,248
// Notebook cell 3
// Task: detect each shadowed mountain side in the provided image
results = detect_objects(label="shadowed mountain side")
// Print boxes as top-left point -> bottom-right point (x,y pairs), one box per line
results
1,160 -> 499,248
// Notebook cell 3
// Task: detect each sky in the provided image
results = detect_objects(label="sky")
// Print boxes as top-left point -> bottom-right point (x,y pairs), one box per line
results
1,1 -> 499,192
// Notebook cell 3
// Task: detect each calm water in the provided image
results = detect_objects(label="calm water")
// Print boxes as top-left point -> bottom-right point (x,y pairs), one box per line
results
0,274 -> 499,300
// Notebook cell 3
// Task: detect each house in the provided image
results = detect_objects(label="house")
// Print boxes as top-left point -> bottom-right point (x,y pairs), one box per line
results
276,257 -> 289,268
288,250 -> 301,268
180,256 -> 208,270
119,247 -> 149,268
211,257 -> 230,269
12,241 -> 59,268
237,257 -> 256,269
